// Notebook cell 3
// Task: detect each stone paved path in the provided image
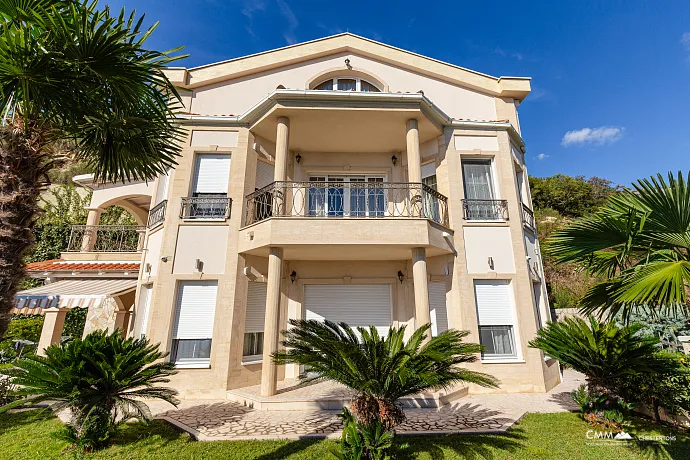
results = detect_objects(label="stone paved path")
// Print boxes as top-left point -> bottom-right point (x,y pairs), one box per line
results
150,370 -> 584,441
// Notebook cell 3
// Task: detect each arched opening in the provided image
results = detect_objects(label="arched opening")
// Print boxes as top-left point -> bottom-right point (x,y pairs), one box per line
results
306,68 -> 388,92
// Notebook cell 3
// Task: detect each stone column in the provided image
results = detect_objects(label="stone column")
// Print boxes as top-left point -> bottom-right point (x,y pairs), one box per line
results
37,308 -> 68,355
274,117 -> 290,182
81,207 -> 104,252
412,247 -> 431,331
261,247 -> 284,396
113,310 -> 130,337
406,119 -> 422,183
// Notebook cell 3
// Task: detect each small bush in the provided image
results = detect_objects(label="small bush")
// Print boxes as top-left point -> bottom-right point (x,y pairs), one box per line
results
615,352 -> 690,423
330,407 -> 405,460
0,331 -> 179,451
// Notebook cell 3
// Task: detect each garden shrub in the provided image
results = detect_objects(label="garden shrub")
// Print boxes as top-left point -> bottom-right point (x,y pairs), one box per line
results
615,351 -> 690,423
0,331 -> 178,451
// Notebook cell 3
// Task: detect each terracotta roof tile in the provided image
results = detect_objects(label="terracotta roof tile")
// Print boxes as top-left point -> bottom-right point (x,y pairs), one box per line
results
26,259 -> 140,272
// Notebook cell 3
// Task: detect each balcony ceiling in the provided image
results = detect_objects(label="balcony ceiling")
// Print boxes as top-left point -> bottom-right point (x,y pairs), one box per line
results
250,96 -> 444,153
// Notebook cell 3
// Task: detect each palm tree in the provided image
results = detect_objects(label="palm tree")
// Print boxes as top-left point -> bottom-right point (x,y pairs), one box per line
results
547,171 -> 690,319
528,316 -> 678,393
0,1 -> 185,338
273,320 -> 499,429
0,330 -> 178,450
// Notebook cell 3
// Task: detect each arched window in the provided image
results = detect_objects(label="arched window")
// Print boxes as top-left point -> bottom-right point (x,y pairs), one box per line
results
314,77 -> 381,92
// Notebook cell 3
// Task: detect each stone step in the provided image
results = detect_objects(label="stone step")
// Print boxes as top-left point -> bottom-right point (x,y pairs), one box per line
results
226,383 -> 468,411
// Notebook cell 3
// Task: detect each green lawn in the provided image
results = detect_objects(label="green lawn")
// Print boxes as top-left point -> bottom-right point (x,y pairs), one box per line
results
0,410 -> 687,460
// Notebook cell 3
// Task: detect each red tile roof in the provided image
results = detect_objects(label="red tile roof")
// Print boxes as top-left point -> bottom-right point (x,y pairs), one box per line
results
26,259 -> 140,272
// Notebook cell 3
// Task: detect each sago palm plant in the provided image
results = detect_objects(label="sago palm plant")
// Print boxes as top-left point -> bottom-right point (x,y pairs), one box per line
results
0,330 -> 178,450
0,0 -> 186,338
273,320 -> 498,429
547,171 -> 690,319
528,316 -> 678,393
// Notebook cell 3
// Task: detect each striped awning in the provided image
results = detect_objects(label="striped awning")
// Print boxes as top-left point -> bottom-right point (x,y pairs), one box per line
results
13,279 -> 137,315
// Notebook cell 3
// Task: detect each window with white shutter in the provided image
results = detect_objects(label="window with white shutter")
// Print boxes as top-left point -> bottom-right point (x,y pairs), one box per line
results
243,282 -> 267,361
154,171 -> 170,205
473,280 -> 518,359
192,154 -> 231,196
255,160 -> 275,190
133,284 -> 152,339
171,281 -> 218,368
429,282 -> 449,337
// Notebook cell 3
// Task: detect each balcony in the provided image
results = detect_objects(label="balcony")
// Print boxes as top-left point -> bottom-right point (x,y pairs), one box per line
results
147,200 -> 167,228
67,225 -> 146,252
462,199 -> 509,221
245,181 -> 448,227
240,182 -> 453,260
521,204 -> 536,232
180,197 -> 232,220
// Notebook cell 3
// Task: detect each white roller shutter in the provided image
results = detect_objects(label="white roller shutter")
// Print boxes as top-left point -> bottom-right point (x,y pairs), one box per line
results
256,160 -> 275,190
193,154 -> 231,194
134,285 -> 152,338
172,281 -> 218,339
245,282 -> 267,333
304,284 -> 392,336
429,282 -> 449,336
421,162 -> 436,179
473,280 -> 515,326
154,171 -> 170,205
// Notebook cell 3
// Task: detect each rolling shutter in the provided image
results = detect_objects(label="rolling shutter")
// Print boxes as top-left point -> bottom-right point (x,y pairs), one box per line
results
421,162 -> 436,180
154,171 -> 170,205
429,282 -> 449,336
304,284 -> 392,335
256,160 -> 275,190
245,282 -> 267,333
172,281 -> 218,339
134,284 -> 152,338
193,154 -> 231,194
473,280 -> 514,326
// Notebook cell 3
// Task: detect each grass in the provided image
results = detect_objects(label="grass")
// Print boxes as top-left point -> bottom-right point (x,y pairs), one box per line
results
0,410 -> 688,459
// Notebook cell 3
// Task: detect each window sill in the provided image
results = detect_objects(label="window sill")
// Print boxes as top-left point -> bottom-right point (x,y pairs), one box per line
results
241,358 -> 263,365
174,362 -> 211,369
480,358 -> 525,364
181,218 -> 228,223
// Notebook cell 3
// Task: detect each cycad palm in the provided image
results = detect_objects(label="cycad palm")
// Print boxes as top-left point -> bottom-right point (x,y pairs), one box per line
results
547,171 -> 690,318
273,320 -> 498,428
0,330 -> 178,448
0,0 -> 185,338
528,316 -> 677,392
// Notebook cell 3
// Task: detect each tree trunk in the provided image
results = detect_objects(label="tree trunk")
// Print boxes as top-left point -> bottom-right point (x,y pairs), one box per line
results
652,399 -> 662,424
0,122 -> 51,338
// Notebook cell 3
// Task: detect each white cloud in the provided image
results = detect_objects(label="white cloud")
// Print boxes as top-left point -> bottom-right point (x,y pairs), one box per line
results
561,126 -> 624,147
537,153 -> 549,160
276,0 -> 299,45
682,32 -> 690,49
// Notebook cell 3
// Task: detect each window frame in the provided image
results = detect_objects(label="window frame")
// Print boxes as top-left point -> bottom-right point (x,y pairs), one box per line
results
313,77 -> 382,92
307,174 -> 387,217
473,279 -> 523,363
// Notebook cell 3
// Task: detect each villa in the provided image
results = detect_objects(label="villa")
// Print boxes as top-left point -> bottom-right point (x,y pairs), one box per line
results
16,33 -> 560,403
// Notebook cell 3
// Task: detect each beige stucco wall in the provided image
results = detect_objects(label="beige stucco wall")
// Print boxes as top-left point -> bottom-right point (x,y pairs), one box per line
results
463,226 -> 516,273
173,226 -> 229,274
191,52 -> 497,121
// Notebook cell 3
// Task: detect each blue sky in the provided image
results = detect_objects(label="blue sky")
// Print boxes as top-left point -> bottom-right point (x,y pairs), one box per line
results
106,0 -> 690,185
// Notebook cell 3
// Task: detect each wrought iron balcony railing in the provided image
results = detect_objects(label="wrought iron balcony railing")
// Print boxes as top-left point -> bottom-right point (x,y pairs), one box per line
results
147,200 -> 167,228
462,199 -> 509,221
180,196 -> 232,220
245,181 -> 449,227
67,225 -> 146,252
521,204 -> 536,231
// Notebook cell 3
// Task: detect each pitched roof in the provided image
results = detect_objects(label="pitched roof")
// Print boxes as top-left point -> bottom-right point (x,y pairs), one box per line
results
164,33 -> 530,99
